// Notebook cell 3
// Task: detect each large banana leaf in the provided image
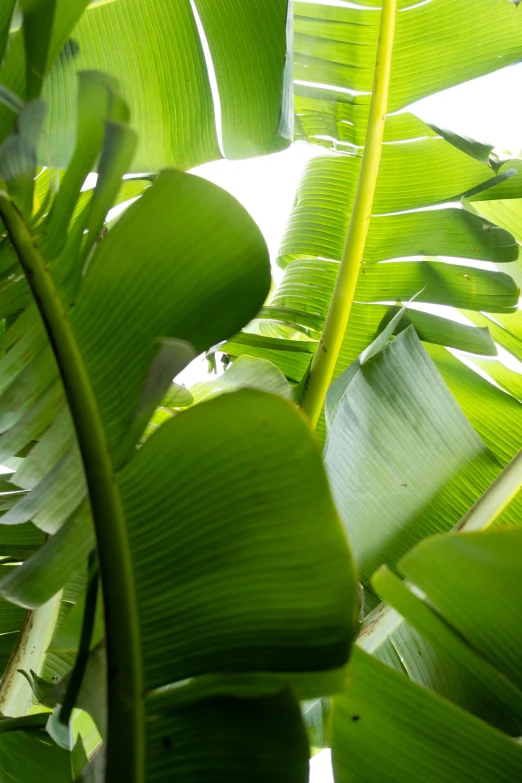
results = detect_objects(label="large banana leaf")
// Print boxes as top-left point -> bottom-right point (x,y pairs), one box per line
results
294,0 -> 522,146
331,646 -> 522,783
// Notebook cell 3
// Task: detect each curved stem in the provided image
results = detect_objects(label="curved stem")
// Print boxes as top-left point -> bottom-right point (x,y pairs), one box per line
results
0,185 -> 144,781
0,595 -> 61,717
299,0 -> 397,427
59,552 -> 99,727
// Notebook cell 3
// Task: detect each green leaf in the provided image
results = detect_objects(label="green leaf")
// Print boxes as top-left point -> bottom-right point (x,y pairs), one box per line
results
427,123 -> 496,168
1,445 -> 85,533
192,0 -> 293,159
19,0 -> 58,100
0,1 -> 16,68
12,405 -> 75,490
280,138 -> 493,266
472,357 -> 522,401
190,354 -> 294,404
467,197 -> 522,291
0,503 -> 93,608
161,383 -> 194,409
71,168 -> 271,464
275,258 -> 519,315
121,390 -> 357,689
388,308 -> 496,356
373,565 -> 522,735
26,644 -> 107,738
42,70 -> 126,260
46,706 -> 74,751
0,100 -> 47,215
280,199 -> 517,268
294,0 -> 522,145
427,344 -> 522,470
324,327 -> 502,582
40,0 -> 292,170
130,338 -> 195,447
0,86 -> 24,115
398,528 -> 522,692
0,729 -> 80,782
331,648 -> 522,783
326,305 -> 409,429
48,585 -> 104,653
224,332 -> 317,355
0,0 -> 95,145
145,688 -> 309,783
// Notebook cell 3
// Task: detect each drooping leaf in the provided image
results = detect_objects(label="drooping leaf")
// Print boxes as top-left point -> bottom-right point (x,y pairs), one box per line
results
71,168 -> 271,465
324,327 -> 503,583
121,390 -> 357,689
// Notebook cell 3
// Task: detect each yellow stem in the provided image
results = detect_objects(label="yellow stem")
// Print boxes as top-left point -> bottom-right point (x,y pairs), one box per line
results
299,0 -> 397,428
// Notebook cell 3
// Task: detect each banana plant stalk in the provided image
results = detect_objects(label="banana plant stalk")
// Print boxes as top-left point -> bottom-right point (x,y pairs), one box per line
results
299,0 -> 398,427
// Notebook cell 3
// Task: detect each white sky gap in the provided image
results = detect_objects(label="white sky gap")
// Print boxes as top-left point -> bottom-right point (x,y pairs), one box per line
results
190,0 -> 225,157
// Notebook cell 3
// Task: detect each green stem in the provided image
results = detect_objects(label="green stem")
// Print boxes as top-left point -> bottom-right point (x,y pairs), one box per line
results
299,0 -> 397,428
453,446 -> 522,532
356,601 -> 403,654
358,445 -> 522,651
0,185 -> 144,782
59,552 -> 99,727
0,713 -> 48,733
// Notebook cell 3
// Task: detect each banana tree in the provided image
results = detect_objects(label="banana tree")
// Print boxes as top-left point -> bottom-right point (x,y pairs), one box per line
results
2,0 -> 522,781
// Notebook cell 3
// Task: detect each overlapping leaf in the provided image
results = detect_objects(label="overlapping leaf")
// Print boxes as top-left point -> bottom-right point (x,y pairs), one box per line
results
332,528 -> 522,781
331,647 -> 522,783
1,0 -> 293,169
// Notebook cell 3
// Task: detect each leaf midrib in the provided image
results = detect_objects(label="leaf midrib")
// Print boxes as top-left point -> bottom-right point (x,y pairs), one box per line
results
0,182 -> 144,782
